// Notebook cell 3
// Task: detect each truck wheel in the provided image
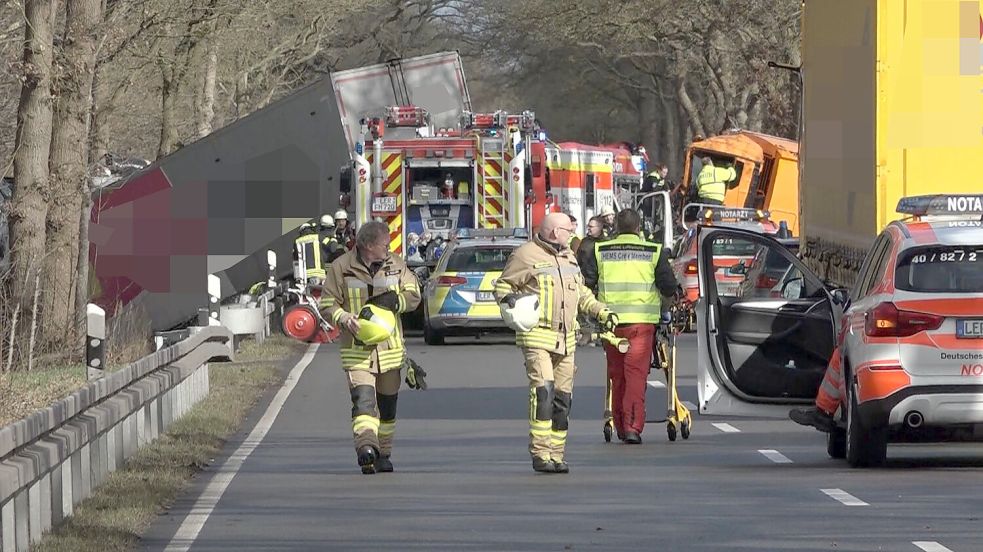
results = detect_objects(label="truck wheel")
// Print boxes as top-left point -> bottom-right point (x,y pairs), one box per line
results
845,382 -> 887,468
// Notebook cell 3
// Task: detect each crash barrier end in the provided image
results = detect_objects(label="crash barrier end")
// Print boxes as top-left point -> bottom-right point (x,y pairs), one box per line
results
0,326 -> 233,551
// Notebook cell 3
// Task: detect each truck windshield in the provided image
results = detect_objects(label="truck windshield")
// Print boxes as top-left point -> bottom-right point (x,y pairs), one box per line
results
446,246 -> 514,272
895,245 -> 983,293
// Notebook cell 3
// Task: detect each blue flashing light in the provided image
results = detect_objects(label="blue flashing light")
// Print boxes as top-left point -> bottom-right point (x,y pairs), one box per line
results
355,142 -> 363,155
896,194 -> 983,216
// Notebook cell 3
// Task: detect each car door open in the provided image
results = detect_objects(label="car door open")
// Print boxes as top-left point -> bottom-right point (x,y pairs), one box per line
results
695,227 -> 836,417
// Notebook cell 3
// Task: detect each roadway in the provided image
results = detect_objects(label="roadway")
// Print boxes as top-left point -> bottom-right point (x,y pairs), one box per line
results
142,333 -> 983,552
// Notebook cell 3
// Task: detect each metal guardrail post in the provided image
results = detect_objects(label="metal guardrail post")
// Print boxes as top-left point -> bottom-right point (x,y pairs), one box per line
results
86,304 -> 106,380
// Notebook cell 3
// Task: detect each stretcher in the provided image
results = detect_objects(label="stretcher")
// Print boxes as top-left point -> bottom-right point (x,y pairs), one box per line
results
598,305 -> 692,443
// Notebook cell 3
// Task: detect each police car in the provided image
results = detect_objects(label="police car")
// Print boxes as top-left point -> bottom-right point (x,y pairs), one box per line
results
694,194 -> 983,467
421,227 -> 529,345
671,205 -> 792,329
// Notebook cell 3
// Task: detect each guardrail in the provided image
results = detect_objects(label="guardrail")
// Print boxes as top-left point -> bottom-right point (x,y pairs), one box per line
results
0,326 -> 234,552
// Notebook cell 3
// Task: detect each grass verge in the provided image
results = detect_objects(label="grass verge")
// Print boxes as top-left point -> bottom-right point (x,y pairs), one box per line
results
0,365 -> 87,427
32,334 -> 305,552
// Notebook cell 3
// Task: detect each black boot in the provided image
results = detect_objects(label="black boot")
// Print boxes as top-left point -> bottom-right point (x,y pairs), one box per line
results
553,461 -> 569,474
357,445 -> 378,474
789,408 -> 835,433
532,456 -> 556,473
375,455 -> 394,473
624,432 -> 642,444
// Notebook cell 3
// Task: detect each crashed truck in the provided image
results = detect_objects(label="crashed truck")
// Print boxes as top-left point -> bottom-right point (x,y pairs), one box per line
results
88,52 -> 474,334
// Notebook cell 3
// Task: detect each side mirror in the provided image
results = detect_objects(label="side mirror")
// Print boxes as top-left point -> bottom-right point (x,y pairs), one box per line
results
830,288 -> 850,307
781,277 -> 804,299
339,166 -> 352,193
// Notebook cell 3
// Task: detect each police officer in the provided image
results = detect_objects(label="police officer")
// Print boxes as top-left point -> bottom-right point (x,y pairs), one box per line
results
319,221 -> 423,474
494,212 -> 617,473
584,209 -> 679,444
695,156 -> 737,206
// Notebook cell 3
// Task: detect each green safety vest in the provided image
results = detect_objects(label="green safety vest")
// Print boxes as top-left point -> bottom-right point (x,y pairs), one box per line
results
295,233 -> 325,279
696,165 -> 736,202
595,234 -> 662,324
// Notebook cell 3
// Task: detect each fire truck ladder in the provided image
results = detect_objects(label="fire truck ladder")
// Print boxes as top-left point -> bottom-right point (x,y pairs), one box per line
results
478,137 -> 508,228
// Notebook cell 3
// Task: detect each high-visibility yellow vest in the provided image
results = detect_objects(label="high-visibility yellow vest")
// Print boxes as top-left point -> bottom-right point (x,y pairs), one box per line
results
595,234 -> 662,324
295,233 -> 325,279
696,165 -> 736,202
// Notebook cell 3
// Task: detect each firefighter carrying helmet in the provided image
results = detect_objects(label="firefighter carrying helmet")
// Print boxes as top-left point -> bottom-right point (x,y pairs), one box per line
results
334,209 -> 348,221
499,293 -> 540,332
355,304 -> 396,345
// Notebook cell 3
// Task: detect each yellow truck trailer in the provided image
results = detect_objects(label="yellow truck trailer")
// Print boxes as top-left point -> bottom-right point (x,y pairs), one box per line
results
799,0 -> 983,286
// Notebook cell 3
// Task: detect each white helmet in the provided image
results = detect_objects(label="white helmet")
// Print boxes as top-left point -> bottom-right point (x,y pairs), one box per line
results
499,293 -> 540,332
600,205 -> 615,217
334,209 -> 348,221
320,214 -> 334,227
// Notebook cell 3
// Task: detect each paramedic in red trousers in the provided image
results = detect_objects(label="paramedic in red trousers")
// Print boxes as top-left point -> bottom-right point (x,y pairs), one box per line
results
583,208 -> 680,444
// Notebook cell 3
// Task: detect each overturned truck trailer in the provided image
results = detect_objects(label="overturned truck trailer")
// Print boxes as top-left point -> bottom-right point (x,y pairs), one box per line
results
89,52 -> 471,332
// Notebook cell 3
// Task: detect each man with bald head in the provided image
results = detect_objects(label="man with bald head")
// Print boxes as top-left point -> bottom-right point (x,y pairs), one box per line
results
495,213 -> 617,473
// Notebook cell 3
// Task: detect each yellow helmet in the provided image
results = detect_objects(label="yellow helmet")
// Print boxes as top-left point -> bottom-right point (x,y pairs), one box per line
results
355,304 -> 396,345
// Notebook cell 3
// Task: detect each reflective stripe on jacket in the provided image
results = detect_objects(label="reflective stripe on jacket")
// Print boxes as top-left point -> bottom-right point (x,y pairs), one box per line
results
494,234 -> 607,355
319,250 -> 421,372
295,234 -> 325,279
696,165 -> 736,202
595,234 -> 662,324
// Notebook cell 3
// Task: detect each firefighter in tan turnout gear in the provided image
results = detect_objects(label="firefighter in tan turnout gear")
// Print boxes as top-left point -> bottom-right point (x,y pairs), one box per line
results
319,221 -> 424,474
495,213 -> 617,474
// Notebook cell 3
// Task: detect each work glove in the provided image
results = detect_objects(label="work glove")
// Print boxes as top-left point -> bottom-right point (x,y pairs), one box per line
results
367,290 -> 400,312
599,310 -> 619,332
404,357 -> 428,390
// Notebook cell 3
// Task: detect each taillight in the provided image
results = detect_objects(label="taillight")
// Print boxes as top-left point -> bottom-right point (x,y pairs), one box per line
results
685,260 -> 698,275
864,302 -> 944,337
436,275 -> 468,286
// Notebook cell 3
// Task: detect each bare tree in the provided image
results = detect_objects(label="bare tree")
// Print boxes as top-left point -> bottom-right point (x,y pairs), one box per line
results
8,0 -> 60,312
44,0 -> 104,344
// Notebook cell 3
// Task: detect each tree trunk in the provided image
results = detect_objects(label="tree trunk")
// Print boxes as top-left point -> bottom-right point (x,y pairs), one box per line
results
9,0 -> 59,312
676,73 -> 706,139
195,38 -> 217,138
157,68 -> 179,159
88,69 -> 109,166
44,0 -> 103,345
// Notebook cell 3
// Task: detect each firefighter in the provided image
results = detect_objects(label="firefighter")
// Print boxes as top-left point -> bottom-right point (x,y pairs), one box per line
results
294,222 -> 325,284
566,213 -> 582,252
319,214 -> 345,265
494,212 -> 617,473
643,163 -> 670,193
319,221 -> 423,474
585,208 -> 679,443
695,156 -> 737,206
334,209 -> 356,249
599,205 -> 616,237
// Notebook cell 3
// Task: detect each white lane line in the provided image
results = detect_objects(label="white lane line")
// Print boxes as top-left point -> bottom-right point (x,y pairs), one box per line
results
647,380 -> 666,389
913,542 -> 954,552
758,449 -> 793,463
712,422 -> 740,433
821,488 -> 869,506
164,344 -> 320,552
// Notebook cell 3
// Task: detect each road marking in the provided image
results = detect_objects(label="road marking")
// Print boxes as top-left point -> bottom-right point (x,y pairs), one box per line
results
913,542 -> 954,552
821,488 -> 868,506
163,344 -> 320,552
712,423 -> 740,433
758,449 -> 793,463
647,380 -> 666,389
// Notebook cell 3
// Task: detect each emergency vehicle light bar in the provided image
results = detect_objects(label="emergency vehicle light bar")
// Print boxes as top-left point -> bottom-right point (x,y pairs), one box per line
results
896,194 -> 983,217
455,227 -> 530,240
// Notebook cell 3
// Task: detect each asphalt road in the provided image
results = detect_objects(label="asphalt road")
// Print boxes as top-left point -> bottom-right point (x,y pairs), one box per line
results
142,333 -> 983,552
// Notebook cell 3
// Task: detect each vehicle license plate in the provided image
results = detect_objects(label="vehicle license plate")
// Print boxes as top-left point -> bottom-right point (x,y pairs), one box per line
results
371,195 -> 397,213
956,319 -> 983,339
477,291 -> 495,302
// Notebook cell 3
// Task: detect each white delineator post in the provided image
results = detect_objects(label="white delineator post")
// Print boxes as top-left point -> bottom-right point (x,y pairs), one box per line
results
267,250 -> 277,289
208,274 -> 221,326
86,304 -> 106,380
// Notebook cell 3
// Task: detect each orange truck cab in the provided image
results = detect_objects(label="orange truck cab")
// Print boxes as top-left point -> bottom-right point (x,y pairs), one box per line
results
680,130 -> 800,235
